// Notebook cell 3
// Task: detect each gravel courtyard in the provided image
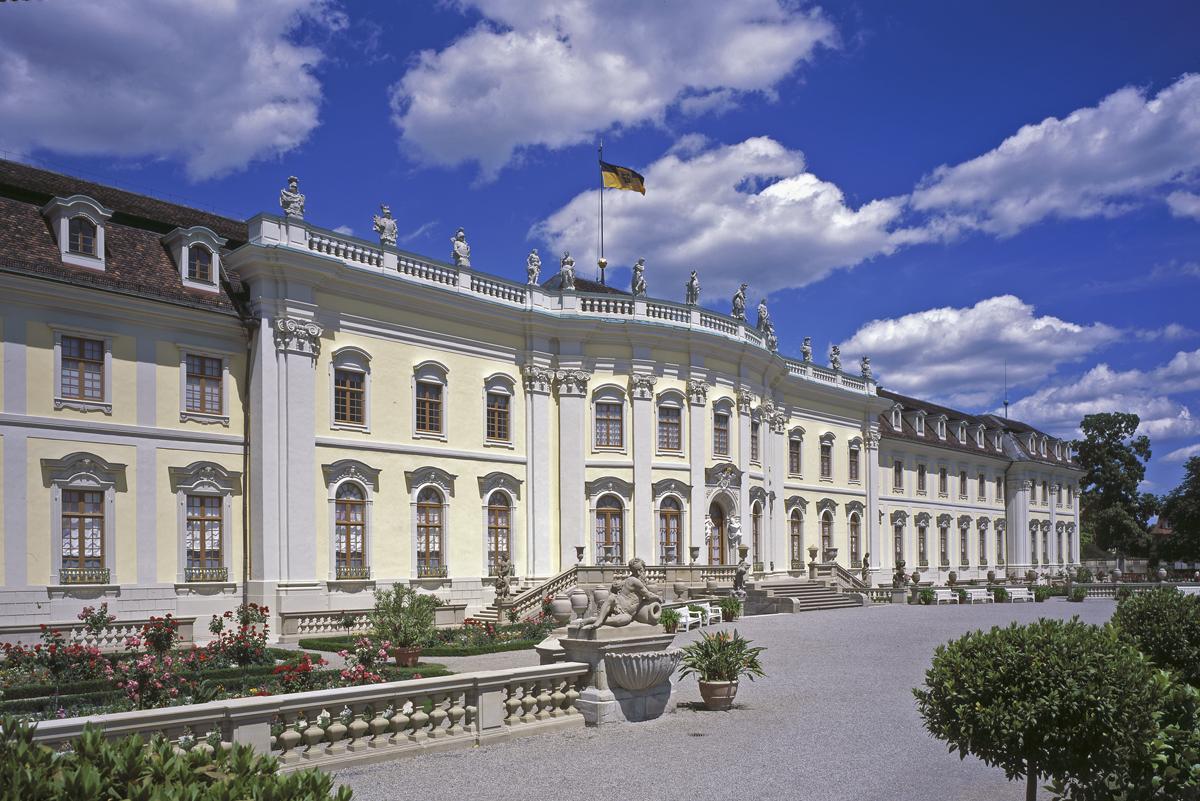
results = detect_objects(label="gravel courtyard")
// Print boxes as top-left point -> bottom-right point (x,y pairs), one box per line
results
336,600 -> 1116,801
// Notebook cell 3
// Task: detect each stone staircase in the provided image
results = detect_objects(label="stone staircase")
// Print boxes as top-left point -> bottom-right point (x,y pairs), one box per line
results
746,579 -> 864,614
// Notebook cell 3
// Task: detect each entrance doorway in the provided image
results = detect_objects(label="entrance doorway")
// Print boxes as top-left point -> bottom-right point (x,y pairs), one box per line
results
708,502 -> 727,565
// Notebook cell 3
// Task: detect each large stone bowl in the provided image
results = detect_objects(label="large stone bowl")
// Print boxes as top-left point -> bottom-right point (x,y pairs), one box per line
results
604,649 -> 682,691
633,600 -> 662,625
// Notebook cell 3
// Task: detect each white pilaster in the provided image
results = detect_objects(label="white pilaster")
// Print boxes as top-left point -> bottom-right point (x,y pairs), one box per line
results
864,430 -> 881,582
557,368 -> 589,567
630,374 -> 655,562
687,379 -> 708,563
522,364 -> 554,577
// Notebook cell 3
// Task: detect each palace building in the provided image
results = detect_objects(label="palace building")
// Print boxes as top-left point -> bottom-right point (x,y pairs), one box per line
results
0,160 -> 1081,632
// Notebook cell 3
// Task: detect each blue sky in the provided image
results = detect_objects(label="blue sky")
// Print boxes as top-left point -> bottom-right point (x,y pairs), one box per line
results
1,1 -> 1198,491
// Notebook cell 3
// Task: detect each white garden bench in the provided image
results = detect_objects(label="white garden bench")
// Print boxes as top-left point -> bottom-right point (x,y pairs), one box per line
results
932,588 -> 959,604
1006,587 -> 1034,603
963,588 -> 994,604
676,606 -> 703,630
707,602 -> 726,624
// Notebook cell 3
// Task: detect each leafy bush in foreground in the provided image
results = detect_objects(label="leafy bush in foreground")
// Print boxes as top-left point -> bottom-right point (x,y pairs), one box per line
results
1111,586 -> 1200,687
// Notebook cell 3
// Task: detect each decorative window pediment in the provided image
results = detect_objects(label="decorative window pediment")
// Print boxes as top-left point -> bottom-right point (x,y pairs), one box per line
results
976,516 -> 990,530
994,519 -> 1006,532
41,452 -> 127,491
819,431 -> 836,444
652,477 -> 691,500
914,511 -> 931,526
705,462 -> 742,489
478,471 -> 522,500
818,497 -> 840,515
936,513 -> 952,527
162,226 -> 227,293
889,509 -> 908,524
784,495 -> 808,514
169,461 -> 242,495
42,195 -> 113,271
323,459 -> 381,493
749,486 -> 768,506
846,500 -> 865,516
585,475 -> 634,500
405,466 -> 456,497
957,514 -> 972,529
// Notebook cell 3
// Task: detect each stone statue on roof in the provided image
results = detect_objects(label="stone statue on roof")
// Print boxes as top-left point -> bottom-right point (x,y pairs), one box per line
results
802,336 -> 813,363
450,227 -> 471,267
526,249 -> 541,285
829,345 -> 842,371
731,283 -> 748,320
685,271 -> 700,305
372,204 -> 397,246
631,258 -> 647,296
756,298 -> 771,332
559,251 -> 576,290
280,176 -> 305,220
860,355 -> 872,380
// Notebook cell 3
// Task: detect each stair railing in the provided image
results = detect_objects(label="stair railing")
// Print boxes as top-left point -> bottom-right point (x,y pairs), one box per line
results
492,565 -> 580,620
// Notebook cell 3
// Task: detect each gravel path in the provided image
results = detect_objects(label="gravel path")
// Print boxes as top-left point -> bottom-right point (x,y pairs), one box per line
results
335,600 -> 1115,801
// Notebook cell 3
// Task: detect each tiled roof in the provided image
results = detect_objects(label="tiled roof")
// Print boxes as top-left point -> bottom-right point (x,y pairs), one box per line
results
0,160 -> 245,316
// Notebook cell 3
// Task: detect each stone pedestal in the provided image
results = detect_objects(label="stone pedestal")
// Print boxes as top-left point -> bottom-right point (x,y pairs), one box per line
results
558,623 -> 679,725
891,588 -> 908,604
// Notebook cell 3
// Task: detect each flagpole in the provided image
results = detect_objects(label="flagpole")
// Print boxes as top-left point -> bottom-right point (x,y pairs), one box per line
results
598,139 -> 607,285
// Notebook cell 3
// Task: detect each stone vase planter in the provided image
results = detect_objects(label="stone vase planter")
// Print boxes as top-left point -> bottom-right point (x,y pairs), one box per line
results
698,680 -> 739,711
549,594 -> 573,625
604,650 -> 681,691
391,646 -> 421,667
672,581 -> 688,601
825,547 -> 839,562
592,587 -> 611,610
568,587 -> 590,619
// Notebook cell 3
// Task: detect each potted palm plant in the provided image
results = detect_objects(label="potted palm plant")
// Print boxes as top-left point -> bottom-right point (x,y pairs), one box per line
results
678,630 -> 766,710
370,586 -> 437,667
659,607 -> 681,634
717,596 -> 742,622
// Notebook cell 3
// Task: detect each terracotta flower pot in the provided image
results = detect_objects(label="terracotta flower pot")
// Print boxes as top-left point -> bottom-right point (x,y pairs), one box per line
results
698,680 -> 739,711
392,646 -> 421,667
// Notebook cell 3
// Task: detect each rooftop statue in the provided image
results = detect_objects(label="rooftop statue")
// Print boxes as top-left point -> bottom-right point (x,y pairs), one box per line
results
526,249 -> 541,285
279,176 -> 305,220
802,336 -> 813,363
577,558 -> 663,630
559,251 -> 576,290
685,271 -> 700,305
731,283 -> 748,320
756,298 -> 771,332
372,204 -> 397,246
860,355 -> 872,380
450,227 -> 471,268
829,344 -> 842,371
631,258 -> 647,296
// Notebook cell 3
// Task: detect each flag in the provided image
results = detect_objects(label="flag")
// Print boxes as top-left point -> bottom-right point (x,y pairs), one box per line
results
600,160 -> 646,194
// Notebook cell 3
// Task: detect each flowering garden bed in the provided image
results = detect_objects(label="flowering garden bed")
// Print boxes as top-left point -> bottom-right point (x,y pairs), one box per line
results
298,617 -> 553,657
0,603 -> 450,720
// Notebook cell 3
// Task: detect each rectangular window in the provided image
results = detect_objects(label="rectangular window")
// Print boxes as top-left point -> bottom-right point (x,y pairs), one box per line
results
595,402 -> 623,448
789,439 -> 801,475
939,526 -> 949,565
917,464 -> 927,492
1056,485 -> 1063,506
938,467 -> 948,495
750,421 -> 760,463
918,526 -> 928,564
1041,481 -> 1049,505
185,354 -> 223,415
61,489 -> 104,569
714,412 -> 730,456
960,529 -> 969,565
959,471 -> 968,499
657,406 -> 681,451
848,446 -> 860,481
978,473 -> 986,501
334,369 -> 365,425
997,477 -> 1005,503
486,392 -> 510,441
892,460 -> 903,490
187,246 -> 212,283
415,381 -> 443,433
61,336 -> 104,401
820,443 -> 832,479
185,494 -> 222,569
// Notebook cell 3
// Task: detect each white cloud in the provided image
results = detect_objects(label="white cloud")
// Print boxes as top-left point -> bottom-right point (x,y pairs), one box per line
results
1003,348 -> 1200,441
910,74 -> 1200,236
0,0 -> 345,180
839,296 -> 1120,408
1135,323 -> 1199,342
1168,190 -> 1200,221
333,225 -> 355,236
1165,442 -> 1200,462
389,0 -> 836,178
534,136 -> 925,296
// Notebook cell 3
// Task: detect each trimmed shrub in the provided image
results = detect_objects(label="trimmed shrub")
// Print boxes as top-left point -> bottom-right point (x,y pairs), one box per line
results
0,715 -> 353,800
914,618 -> 1161,801
918,588 -> 935,605
1068,587 -> 1087,603
992,587 -> 1010,603
1033,586 -> 1052,602
1112,586 -> 1200,687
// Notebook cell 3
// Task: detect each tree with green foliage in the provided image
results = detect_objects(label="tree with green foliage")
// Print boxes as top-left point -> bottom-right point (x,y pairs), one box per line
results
1160,456 -> 1200,562
914,618 -> 1161,801
1111,585 -> 1200,687
1073,412 -> 1154,555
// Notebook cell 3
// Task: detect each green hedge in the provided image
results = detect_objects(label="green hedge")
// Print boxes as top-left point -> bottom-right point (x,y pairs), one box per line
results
297,636 -> 541,657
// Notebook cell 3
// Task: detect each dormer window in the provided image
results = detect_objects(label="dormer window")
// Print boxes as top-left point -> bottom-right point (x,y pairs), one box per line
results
936,418 -> 946,440
915,415 -> 925,436
891,407 -> 902,429
163,227 -> 227,293
42,195 -> 113,271
958,422 -> 967,442
68,217 -> 97,256
975,426 -> 984,447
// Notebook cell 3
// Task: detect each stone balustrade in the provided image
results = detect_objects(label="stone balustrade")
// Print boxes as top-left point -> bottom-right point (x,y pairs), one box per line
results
27,662 -> 589,772
277,604 -> 467,642
0,616 -> 196,651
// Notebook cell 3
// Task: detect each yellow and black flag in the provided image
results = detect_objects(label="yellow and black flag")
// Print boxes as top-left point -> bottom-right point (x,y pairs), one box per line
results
600,160 -> 646,194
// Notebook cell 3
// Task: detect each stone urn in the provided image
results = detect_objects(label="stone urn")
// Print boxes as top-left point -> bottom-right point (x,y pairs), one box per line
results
575,546 -> 585,564
698,680 -> 739,711
1158,567 -> 1168,582
947,570 -> 957,587
1113,568 -> 1123,583
604,650 -> 682,692
568,587 -> 590,620
672,581 -> 688,601
807,545 -> 819,562
549,593 -> 574,625
987,569 -> 996,583
689,546 -> 701,564
910,570 -> 921,585
825,547 -> 839,562
737,545 -> 750,561
592,586 -> 611,610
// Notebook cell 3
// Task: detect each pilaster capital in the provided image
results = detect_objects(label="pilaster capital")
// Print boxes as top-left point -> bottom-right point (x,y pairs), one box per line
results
736,387 -> 754,415
865,430 -> 881,450
521,364 -> 555,394
555,368 -> 591,397
272,316 -> 323,358
629,373 -> 657,401
686,378 -> 709,406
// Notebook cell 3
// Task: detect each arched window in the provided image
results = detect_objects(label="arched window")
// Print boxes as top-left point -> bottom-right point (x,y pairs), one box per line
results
789,509 -> 803,568
187,245 -> 213,283
821,511 -> 834,560
68,216 -> 97,256
335,483 -> 366,578
939,524 -> 949,566
917,523 -> 927,566
486,491 -> 511,573
893,521 -> 904,565
978,527 -> 987,566
960,525 -> 969,566
595,495 -> 624,564
751,502 -> 762,566
849,513 -> 861,566
658,497 -> 681,564
413,362 -> 448,437
416,487 -> 445,576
